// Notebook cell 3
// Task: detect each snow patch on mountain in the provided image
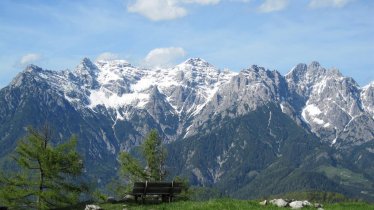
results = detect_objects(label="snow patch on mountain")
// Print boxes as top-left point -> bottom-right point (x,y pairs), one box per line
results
303,104 -> 322,117
88,90 -> 149,108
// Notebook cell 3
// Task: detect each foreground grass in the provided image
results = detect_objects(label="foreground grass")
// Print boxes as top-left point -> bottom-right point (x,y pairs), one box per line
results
94,199 -> 374,210
325,202 -> 374,210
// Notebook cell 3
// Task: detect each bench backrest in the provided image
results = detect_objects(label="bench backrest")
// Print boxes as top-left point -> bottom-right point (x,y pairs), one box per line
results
132,182 -> 182,195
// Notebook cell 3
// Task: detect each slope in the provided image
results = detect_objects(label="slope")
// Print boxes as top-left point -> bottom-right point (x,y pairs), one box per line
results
166,104 -> 374,200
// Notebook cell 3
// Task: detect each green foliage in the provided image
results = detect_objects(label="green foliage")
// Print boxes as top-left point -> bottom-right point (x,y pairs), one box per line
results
0,126 -> 85,209
112,129 -> 168,199
91,190 -> 108,203
119,152 -> 148,182
119,129 -> 167,184
173,176 -> 192,201
141,129 -> 167,181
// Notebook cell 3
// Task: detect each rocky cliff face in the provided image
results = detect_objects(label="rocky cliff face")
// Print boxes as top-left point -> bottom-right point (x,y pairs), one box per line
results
286,62 -> 374,147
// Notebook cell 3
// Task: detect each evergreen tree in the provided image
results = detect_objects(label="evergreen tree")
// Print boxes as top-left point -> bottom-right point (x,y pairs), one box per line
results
141,129 -> 167,181
0,126 -> 85,210
119,129 -> 167,183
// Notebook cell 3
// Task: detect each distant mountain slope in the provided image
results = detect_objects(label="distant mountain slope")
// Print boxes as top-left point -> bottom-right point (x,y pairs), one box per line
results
167,104 -> 374,200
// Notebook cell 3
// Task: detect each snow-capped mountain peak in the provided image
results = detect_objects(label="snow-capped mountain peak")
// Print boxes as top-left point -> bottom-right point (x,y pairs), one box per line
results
66,57 -> 236,124
308,60 -> 321,68
284,62 -> 373,146
73,58 -> 101,89
181,57 -> 213,68
95,59 -> 132,68
75,57 -> 98,75
24,64 -> 43,73
363,81 -> 374,90
4,58 -> 372,148
361,82 -> 374,118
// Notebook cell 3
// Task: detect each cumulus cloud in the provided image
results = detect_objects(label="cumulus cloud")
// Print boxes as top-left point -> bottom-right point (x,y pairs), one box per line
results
128,0 -> 187,21
96,52 -> 120,61
18,53 -> 42,66
182,0 -> 220,5
229,0 -> 251,2
144,47 -> 187,67
309,0 -> 353,8
128,0 -> 220,21
258,0 -> 288,13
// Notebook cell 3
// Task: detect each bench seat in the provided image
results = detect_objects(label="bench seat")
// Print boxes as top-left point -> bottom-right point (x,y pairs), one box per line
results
131,181 -> 182,203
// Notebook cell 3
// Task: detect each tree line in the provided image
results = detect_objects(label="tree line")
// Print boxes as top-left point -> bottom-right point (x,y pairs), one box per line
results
0,126 -> 175,209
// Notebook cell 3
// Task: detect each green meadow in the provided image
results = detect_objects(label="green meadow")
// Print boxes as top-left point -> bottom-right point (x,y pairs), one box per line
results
64,199 -> 374,210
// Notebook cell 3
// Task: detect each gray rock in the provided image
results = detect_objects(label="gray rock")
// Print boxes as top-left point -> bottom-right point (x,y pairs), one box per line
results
302,200 -> 312,207
289,201 -> 303,209
259,200 -> 268,205
85,204 -> 102,210
270,198 -> 288,207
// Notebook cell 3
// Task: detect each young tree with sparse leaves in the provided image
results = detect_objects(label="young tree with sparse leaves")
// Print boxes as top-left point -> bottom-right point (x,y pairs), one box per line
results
0,126 -> 86,210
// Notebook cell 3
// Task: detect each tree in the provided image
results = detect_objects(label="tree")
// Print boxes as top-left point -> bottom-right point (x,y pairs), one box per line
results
141,129 -> 167,181
119,129 -> 167,183
119,152 -> 148,182
0,126 -> 85,209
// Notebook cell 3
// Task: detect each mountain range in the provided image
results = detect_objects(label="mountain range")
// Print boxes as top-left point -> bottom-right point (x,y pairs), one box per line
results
0,58 -> 373,200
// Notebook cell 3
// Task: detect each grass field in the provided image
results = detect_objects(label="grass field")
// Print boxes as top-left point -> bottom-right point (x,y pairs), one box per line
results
83,199 -> 374,210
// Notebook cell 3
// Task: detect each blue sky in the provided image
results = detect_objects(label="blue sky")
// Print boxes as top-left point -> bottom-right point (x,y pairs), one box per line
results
0,0 -> 373,87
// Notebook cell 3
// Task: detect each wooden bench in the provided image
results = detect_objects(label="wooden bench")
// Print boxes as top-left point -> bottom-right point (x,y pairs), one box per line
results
131,181 -> 182,203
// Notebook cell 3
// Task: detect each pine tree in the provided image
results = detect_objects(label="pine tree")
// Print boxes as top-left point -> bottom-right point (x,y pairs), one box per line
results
0,126 -> 85,209
119,129 -> 167,183
141,129 -> 167,181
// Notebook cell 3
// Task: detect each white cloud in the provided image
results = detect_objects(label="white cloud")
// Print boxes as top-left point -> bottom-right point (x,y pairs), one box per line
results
96,52 -> 119,61
309,0 -> 353,8
18,53 -> 42,66
127,0 -> 221,21
182,0 -> 220,5
128,0 -> 187,21
144,47 -> 187,67
258,0 -> 288,13
229,0 -> 251,2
